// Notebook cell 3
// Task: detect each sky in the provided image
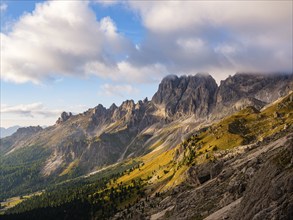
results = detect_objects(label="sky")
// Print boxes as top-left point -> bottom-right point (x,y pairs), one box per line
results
0,0 -> 292,128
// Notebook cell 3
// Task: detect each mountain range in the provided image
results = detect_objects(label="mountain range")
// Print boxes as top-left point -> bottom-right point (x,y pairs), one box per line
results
0,72 -> 292,219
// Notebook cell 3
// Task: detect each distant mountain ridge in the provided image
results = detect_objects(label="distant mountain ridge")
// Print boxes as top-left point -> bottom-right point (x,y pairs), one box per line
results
1,72 -> 292,182
0,126 -> 21,138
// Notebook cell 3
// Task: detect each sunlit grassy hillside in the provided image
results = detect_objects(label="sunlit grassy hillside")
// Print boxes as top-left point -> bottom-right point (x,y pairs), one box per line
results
111,92 -> 293,193
2,92 -> 292,218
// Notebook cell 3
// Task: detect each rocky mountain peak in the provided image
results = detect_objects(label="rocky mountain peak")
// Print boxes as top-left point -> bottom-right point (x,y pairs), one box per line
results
152,73 -> 218,117
10,126 -> 43,140
93,104 -> 106,115
216,72 -> 293,104
109,103 -> 117,111
16,126 -> 43,134
56,111 -> 73,124
135,100 -> 143,110
120,100 -> 135,110
212,72 -> 293,118
111,100 -> 135,121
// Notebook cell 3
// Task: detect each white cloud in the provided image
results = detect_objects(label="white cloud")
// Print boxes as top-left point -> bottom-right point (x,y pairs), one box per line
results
100,16 -> 117,36
129,1 -> 291,33
1,102 -> 61,117
214,44 -> 238,55
176,38 -> 205,53
1,1 -> 292,86
94,0 -> 119,7
127,1 -> 293,78
117,61 -> 168,83
100,84 -> 139,97
0,2 -> 7,12
0,1 -> 134,84
86,60 -> 168,83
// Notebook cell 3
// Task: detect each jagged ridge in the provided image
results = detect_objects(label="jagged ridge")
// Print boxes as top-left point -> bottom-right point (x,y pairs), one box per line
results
0,72 -> 292,194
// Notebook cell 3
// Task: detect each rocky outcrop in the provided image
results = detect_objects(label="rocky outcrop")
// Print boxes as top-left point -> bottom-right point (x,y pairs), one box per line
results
230,135 -> 293,220
14,126 -> 43,136
0,126 -> 43,154
56,112 -> 73,124
152,73 -> 218,118
214,73 -> 293,117
216,73 -> 293,104
111,132 -> 293,220
152,72 -> 293,120
187,161 -> 224,185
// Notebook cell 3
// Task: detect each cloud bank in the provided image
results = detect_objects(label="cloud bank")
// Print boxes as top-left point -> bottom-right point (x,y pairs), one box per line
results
1,102 -> 61,117
1,1 -> 136,84
100,83 -> 139,97
1,1 -> 292,85
128,1 -> 292,81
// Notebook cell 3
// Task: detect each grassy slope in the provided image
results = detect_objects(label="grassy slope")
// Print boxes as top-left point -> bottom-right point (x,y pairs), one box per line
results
199,92 -> 292,151
112,92 -> 293,193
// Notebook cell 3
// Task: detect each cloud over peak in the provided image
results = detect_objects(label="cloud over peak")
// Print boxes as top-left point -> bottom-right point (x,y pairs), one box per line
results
129,1 -> 292,33
128,1 -> 292,79
1,1 -> 292,85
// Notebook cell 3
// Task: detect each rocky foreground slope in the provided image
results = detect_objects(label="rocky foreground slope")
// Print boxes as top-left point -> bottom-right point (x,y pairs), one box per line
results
110,132 -> 292,220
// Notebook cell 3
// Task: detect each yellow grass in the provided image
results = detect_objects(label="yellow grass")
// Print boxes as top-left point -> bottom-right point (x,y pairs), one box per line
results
0,191 -> 43,212
59,159 -> 80,176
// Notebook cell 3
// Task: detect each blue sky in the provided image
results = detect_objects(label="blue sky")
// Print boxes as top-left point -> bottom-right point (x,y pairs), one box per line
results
1,0 -> 292,128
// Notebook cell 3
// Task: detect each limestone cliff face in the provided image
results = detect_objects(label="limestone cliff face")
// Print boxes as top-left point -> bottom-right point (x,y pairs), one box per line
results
152,73 -> 218,118
230,135 -> 293,220
214,73 -> 293,116
152,72 -> 293,119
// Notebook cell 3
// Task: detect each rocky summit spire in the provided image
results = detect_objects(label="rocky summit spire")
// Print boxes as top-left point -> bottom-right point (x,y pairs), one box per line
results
152,73 -> 218,118
56,111 -> 73,124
